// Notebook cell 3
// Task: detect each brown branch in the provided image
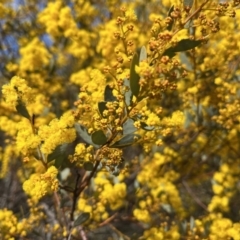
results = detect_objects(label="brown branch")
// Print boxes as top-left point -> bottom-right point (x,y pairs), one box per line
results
68,151 -> 102,229
98,213 -> 118,227
70,172 -> 81,222
182,180 -> 208,212
80,162 -> 100,193
109,224 -> 131,240
173,0 -> 210,36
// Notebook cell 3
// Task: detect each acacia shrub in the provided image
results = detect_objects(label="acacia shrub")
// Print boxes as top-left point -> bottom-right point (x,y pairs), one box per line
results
0,0 -> 240,239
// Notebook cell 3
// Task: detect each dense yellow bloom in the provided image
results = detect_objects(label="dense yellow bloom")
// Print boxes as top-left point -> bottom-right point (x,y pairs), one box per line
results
135,61 -> 154,78
133,208 -> 151,223
101,182 -> 126,210
208,196 -> 229,212
161,111 -> 185,128
94,172 -> 126,210
19,38 -> 51,73
77,198 -> 93,215
69,143 -> 93,165
73,0 -> 97,25
23,166 -> 59,201
38,1 -> 69,38
227,223 -> 240,240
212,184 -> 224,195
209,217 -> 233,239
125,9 -> 137,21
145,112 -> 161,126
2,76 -> 35,108
0,116 -> 18,137
143,226 -> 180,240
0,209 -> 18,239
209,161 -> 239,213
16,120 -> 41,156
0,209 -> 31,239
38,112 -> 76,155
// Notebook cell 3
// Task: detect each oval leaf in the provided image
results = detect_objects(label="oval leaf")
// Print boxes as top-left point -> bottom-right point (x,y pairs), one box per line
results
139,46 -> 147,63
74,212 -> 90,227
190,216 -> 195,230
75,124 -> 100,148
123,79 -> 132,106
161,203 -> 172,213
83,161 -> 94,171
140,122 -> 155,131
167,6 -> 175,31
47,143 -> 69,163
130,53 -> 140,97
16,100 -> 31,120
180,220 -> 188,234
104,85 -> 117,102
110,134 -> 141,148
184,0 -> 194,8
91,130 -> 108,145
98,101 -> 108,118
123,119 -> 137,135
163,39 -> 203,57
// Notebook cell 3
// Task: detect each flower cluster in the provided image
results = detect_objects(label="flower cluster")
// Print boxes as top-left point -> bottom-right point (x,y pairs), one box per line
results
38,111 -> 76,156
208,215 -> 240,239
143,225 -> 180,240
23,166 -> 59,202
69,143 -> 94,166
77,197 -> 109,223
38,1 -> 76,38
72,69 -> 106,128
208,163 -> 240,212
0,209 -> 28,239
94,172 -> 126,210
2,76 -> 35,109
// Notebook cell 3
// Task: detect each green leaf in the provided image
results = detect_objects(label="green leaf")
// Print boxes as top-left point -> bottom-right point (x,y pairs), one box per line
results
104,85 -> 117,102
139,46 -> 147,63
91,130 -> 108,145
16,100 -> 31,120
130,53 -> 140,97
55,157 -> 64,168
74,212 -> 90,227
190,216 -> 195,230
184,0 -> 194,8
140,122 -> 155,131
83,161 -> 94,171
163,39 -> 203,57
163,51 -> 176,58
161,203 -> 172,213
123,119 -> 137,135
180,220 -> 188,234
47,143 -> 68,162
184,110 -> 194,128
123,79 -> 132,106
110,134 -> 141,148
47,143 -> 69,168
167,6 -> 175,31
75,124 -> 100,148
98,101 -> 108,118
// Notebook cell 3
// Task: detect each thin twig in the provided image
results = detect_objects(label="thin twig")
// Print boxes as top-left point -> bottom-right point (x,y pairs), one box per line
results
78,226 -> 88,240
173,0 -> 210,36
98,213 -> 118,227
182,180 -> 208,211
109,224 -> 131,240
70,172 -> 81,221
